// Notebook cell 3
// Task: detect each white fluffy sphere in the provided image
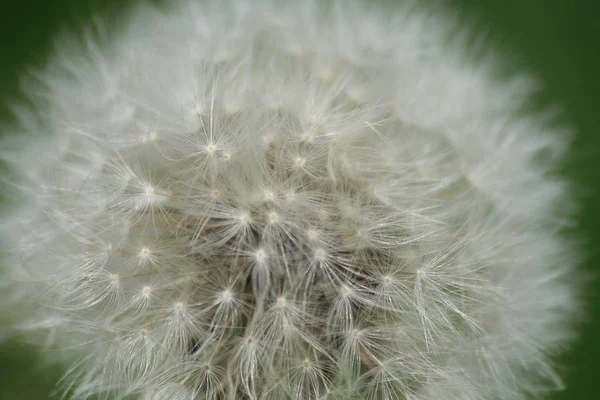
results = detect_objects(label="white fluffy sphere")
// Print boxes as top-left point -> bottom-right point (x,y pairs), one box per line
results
0,1 -> 579,399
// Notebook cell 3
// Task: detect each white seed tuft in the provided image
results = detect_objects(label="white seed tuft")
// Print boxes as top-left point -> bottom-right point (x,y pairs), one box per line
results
0,0 -> 579,399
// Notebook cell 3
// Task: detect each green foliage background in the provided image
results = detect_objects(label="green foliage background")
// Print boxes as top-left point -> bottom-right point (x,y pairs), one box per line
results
0,0 -> 598,398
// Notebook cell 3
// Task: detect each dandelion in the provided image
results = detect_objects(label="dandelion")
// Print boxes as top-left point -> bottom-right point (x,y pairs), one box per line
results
0,0 -> 579,399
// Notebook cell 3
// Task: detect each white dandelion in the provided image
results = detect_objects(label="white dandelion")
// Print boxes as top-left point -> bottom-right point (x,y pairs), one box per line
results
0,0 -> 580,399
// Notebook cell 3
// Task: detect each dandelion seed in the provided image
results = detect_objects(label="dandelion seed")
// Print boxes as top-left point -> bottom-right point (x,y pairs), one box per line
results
284,191 -> 296,202
255,249 -> 267,263
267,211 -> 279,223
192,105 -> 204,116
300,132 -> 313,143
314,247 -> 326,260
220,290 -> 232,302
263,135 -> 274,144
275,296 -> 286,307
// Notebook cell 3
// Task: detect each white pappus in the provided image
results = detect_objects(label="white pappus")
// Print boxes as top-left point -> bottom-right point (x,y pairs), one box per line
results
0,0 -> 580,399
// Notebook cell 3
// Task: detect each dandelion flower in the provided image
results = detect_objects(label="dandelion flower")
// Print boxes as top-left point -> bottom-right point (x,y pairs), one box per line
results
0,0 -> 579,399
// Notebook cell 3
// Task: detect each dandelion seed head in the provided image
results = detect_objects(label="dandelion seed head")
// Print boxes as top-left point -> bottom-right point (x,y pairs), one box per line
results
0,0 -> 580,399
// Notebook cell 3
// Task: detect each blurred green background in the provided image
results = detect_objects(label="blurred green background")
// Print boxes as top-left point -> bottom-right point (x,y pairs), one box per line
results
0,0 -> 598,398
